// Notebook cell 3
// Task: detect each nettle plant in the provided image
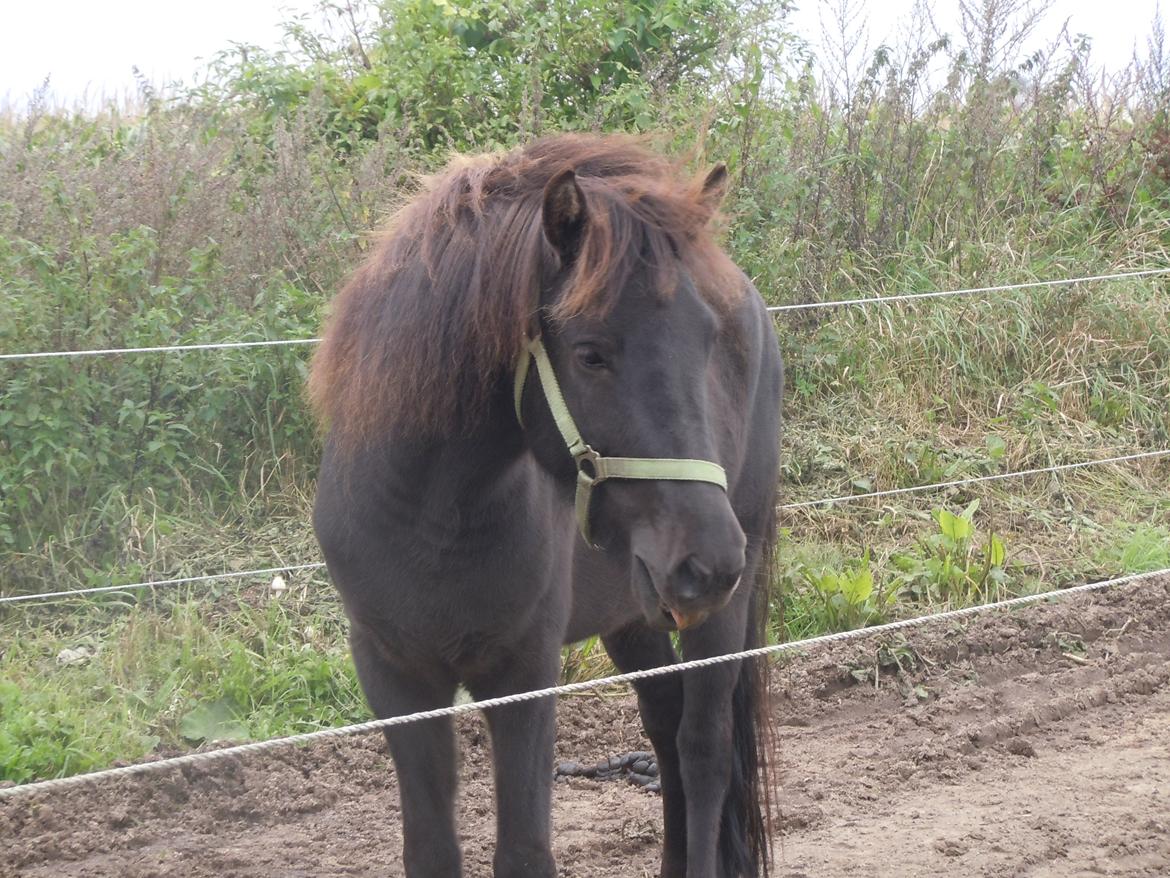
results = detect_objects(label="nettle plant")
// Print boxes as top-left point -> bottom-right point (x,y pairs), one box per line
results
892,500 -> 1009,606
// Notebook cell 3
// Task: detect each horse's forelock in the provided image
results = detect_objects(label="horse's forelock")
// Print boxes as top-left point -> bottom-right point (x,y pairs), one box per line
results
308,136 -> 742,448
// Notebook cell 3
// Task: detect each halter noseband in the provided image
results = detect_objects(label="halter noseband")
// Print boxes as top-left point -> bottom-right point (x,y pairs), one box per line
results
514,336 -> 728,547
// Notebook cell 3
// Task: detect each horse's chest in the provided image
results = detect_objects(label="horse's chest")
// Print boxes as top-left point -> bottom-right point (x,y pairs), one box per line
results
340,516 -> 570,665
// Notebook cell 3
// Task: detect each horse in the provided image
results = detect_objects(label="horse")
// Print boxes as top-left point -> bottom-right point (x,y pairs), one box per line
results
308,134 -> 784,878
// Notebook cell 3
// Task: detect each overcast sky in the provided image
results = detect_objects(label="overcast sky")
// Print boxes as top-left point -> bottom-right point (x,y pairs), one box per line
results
1,0 -> 1164,110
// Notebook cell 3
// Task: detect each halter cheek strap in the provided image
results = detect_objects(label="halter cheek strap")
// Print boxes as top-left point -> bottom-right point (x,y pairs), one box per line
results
514,336 -> 728,547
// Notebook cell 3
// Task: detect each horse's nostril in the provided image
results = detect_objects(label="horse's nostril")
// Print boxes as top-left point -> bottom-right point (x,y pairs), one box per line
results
685,555 -> 713,582
677,553 -> 743,599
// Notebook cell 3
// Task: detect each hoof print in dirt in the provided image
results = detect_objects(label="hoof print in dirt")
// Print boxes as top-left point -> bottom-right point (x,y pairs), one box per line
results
555,751 -> 660,792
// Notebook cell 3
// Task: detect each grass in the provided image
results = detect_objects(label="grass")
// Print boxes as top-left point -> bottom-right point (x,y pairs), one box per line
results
0,580 -> 362,784
767,269 -> 1170,639
1094,524 -> 1170,574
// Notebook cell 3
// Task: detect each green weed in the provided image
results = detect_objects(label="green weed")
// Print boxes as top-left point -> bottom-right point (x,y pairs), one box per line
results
891,501 -> 1011,606
798,552 -> 899,634
1094,525 -> 1170,574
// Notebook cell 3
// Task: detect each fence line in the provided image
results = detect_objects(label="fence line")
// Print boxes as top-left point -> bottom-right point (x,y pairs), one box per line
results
1,268 -> 1166,803
0,563 -> 327,606
763,267 -> 1170,313
2,268 -> 1166,361
0,337 -> 321,361
777,448 -> 1170,511
5,449 -> 1167,607
2,565 -> 1165,802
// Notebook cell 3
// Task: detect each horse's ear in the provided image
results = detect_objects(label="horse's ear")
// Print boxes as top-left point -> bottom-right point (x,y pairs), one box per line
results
698,163 -> 730,219
542,168 -> 587,260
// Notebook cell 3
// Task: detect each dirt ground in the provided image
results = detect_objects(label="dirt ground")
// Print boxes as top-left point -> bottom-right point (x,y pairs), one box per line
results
3,573 -> 1168,877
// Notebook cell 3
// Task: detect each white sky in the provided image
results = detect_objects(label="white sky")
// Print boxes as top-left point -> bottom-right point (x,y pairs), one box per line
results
1,0 -> 319,109
789,0 -> 1165,73
1,0 -> 1164,110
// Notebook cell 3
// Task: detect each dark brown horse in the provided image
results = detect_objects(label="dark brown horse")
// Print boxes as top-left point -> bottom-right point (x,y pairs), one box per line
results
309,135 -> 783,877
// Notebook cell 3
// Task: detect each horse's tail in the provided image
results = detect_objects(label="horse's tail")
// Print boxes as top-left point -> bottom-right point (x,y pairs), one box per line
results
719,512 -> 776,878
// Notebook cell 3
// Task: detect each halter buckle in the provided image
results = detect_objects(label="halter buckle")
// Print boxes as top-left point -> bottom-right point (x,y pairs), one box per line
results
574,444 -> 602,484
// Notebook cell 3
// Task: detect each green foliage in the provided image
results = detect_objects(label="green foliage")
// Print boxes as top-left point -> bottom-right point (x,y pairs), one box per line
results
892,501 -> 1011,606
0,596 -> 366,782
0,231 -> 318,557
205,0 -> 739,150
799,552 -> 898,633
0,679 -> 118,783
1094,525 -> 1170,574
179,698 -> 249,743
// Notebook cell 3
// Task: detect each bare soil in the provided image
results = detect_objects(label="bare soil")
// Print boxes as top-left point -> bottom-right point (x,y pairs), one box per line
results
3,574 -> 1169,877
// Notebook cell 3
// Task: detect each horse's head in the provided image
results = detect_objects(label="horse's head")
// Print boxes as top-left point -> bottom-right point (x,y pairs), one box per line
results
521,166 -> 746,632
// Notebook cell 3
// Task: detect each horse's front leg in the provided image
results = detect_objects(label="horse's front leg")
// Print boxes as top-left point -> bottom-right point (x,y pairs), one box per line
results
349,622 -> 462,878
602,623 -> 688,878
678,594 -> 753,878
466,640 -> 562,878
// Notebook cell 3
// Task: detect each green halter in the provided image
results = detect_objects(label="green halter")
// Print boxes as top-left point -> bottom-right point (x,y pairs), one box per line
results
514,336 -> 728,546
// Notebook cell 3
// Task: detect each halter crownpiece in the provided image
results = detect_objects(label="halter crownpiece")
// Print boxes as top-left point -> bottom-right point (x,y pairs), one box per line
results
514,335 -> 728,546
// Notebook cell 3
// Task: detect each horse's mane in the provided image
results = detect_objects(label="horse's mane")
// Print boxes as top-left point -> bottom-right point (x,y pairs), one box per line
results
308,134 -> 742,446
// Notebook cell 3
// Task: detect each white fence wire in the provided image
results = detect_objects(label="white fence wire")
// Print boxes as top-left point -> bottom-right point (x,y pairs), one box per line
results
1,268 -> 1166,361
1,565 -> 1165,802
777,448 -> 1170,511
0,562 -> 327,606
763,267 -> 1170,313
0,337 -> 320,361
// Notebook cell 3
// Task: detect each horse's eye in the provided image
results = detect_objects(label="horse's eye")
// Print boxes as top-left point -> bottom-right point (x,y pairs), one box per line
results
575,347 -> 608,371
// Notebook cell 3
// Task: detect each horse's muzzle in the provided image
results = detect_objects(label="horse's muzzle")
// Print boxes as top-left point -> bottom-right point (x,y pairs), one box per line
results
637,540 -> 745,632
